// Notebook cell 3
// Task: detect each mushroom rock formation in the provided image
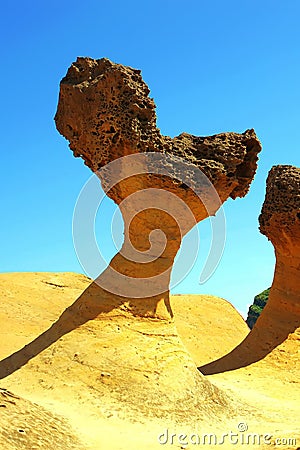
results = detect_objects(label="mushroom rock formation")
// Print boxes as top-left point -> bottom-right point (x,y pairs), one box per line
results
200,165 -> 300,375
52,57 -> 262,418
55,57 -> 261,308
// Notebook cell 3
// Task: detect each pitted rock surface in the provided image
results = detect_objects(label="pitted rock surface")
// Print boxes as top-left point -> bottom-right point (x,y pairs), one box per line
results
55,57 -> 261,205
259,165 -> 300,252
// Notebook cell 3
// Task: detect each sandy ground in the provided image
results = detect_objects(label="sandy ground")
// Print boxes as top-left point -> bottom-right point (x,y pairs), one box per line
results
0,272 -> 299,449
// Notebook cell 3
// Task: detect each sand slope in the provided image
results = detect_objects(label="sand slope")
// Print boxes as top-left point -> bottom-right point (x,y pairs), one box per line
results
0,272 -> 299,449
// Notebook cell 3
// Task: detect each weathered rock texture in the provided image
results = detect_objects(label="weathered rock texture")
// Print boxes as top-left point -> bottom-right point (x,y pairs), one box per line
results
55,57 -> 261,306
52,57 -> 262,418
0,388 -> 84,450
55,57 -> 260,203
0,274 -> 251,427
1,274 -> 300,448
200,165 -> 300,374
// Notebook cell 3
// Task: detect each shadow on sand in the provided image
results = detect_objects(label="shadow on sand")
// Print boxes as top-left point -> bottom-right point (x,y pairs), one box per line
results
199,299 -> 300,375
0,279 -> 171,380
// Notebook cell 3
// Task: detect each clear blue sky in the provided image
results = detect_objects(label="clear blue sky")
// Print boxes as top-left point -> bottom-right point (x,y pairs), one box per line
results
1,0 -> 299,316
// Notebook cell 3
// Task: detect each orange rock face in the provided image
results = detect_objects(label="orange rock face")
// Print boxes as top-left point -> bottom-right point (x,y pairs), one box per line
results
258,165 -> 300,356
55,57 -> 261,309
53,57 -> 262,417
200,165 -> 300,375
55,57 -> 260,195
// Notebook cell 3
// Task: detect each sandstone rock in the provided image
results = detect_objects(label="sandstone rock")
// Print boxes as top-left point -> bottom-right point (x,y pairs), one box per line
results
55,57 -> 260,203
52,57 -> 262,418
0,388 -> 84,450
200,165 -> 300,374
259,165 -> 300,251
55,57 -> 261,303
0,273 -> 299,447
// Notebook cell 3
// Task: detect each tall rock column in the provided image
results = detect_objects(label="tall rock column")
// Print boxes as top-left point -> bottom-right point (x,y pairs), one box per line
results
200,165 -> 300,375
258,165 -> 300,351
